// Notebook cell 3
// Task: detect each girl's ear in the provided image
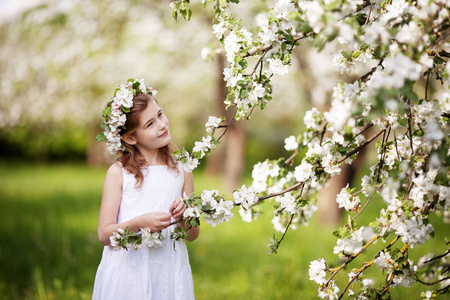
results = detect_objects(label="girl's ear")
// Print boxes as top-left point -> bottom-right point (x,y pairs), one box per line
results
122,133 -> 137,145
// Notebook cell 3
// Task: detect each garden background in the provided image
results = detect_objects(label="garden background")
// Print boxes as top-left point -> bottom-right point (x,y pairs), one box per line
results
0,1 -> 447,299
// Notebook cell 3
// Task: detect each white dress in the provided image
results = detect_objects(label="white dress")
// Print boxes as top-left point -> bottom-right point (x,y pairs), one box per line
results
93,165 -> 195,300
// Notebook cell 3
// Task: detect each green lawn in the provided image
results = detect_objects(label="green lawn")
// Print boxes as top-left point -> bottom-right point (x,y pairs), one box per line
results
0,162 -> 447,299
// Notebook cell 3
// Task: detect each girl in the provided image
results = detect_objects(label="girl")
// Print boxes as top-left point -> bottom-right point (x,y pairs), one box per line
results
93,79 -> 199,300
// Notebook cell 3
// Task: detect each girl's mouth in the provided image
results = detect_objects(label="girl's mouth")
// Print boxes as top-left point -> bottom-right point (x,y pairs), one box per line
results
158,130 -> 169,137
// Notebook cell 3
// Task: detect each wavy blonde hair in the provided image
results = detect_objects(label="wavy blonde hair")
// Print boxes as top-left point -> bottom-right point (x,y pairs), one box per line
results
119,94 -> 177,188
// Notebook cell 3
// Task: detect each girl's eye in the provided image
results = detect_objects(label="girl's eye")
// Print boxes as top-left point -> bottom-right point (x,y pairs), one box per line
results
158,112 -> 163,117
146,122 -> 153,128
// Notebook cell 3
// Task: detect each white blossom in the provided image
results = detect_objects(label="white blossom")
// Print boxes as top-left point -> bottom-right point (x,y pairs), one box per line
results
304,107 -> 321,130
141,229 -> 165,249
192,135 -> 213,158
183,206 -> 202,219
180,156 -> 199,173
299,0 -> 325,33
396,21 -> 422,44
274,0 -> 297,19
333,227 -> 364,255
309,258 -> 327,284
284,135 -> 298,151
336,184 -> 360,211
294,161 -> 314,182
318,280 -> 340,300
205,116 -> 222,133
391,215 -> 434,248
362,279 -> 374,288
267,57 -> 289,76
375,251 -> 394,271
393,268 -> 415,288
233,185 -> 258,210
252,161 -> 280,192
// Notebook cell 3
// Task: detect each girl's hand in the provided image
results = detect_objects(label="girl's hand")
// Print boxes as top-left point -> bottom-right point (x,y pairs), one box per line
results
138,212 -> 172,232
170,197 -> 186,221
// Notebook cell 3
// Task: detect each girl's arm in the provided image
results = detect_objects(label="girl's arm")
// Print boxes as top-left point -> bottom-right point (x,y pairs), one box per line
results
97,162 -> 171,246
176,171 -> 200,242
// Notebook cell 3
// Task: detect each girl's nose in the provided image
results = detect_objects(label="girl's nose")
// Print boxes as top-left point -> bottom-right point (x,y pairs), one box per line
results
157,119 -> 167,130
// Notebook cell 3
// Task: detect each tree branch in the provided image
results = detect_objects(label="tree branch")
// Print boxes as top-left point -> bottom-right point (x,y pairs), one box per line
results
425,69 -> 431,100
339,260 -> 374,300
326,234 -> 382,287
417,277 -> 450,286
249,47 -> 272,77
217,106 -> 238,142
424,248 -> 450,264
349,182 -> 385,224
258,182 -> 303,202
337,127 -> 387,164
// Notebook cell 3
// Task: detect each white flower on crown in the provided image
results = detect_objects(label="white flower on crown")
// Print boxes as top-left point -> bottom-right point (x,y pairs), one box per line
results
97,79 -> 157,154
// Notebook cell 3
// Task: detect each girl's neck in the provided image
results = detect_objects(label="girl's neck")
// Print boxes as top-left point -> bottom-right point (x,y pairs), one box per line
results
136,150 -> 165,166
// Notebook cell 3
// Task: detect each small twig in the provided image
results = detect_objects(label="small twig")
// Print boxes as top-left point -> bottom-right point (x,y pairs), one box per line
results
379,272 -> 396,295
337,127 -> 387,164
364,3 -> 372,26
326,234 -> 382,287
406,98 -> 414,156
417,277 -> 450,286
350,182 -> 386,223
377,127 -> 390,182
425,69 -> 431,100
217,107 -> 238,142
393,132 -> 401,162
360,57 -> 385,82
424,248 -> 450,264
427,50 -> 450,59
378,242 -> 408,295
169,219 -> 183,226
249,47 -> 272,77
282,149 -> 299,167
348,122 -> 374,145
338,260 -> 374,300
258,182 -> 303,202
276,214 -> 295,247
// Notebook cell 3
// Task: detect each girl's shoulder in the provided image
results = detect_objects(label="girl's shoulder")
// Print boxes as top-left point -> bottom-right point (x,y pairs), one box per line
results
105,161 -> 123,180
102,161 -> 123,189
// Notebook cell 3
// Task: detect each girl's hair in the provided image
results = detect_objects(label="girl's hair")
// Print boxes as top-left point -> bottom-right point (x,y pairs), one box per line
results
119,93 -> 178,187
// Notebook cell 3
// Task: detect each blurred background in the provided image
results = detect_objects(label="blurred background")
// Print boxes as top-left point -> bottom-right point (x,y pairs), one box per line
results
0,0 -> 447,299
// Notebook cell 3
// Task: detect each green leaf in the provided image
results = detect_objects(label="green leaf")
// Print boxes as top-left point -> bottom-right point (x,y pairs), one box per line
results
239,88 -> 248,98
186,9 -> 192,21
202,204 -> 213,212
190,218 -> 200,227
102,106 -> 111,118
352,51 -> 361,59
172,10 -> 178,21
297,200 -> 308,207
95,132 -> 106,142
121,106 -> 131,113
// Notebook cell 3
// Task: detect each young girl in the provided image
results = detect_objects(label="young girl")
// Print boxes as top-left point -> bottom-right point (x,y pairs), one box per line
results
93,79 -> 199,300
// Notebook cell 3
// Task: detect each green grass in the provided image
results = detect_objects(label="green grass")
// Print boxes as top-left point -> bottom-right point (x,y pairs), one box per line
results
0,161 -> 448,299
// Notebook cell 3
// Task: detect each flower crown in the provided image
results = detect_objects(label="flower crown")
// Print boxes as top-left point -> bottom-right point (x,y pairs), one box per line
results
96,79 -> 157,154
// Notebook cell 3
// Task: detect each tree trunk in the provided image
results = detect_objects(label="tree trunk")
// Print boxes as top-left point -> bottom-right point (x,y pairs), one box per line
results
87,126 -> 113,166
205,54 -> 247,192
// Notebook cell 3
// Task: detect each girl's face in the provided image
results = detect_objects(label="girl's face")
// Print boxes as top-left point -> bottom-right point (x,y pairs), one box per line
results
131,99 -> 170,153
